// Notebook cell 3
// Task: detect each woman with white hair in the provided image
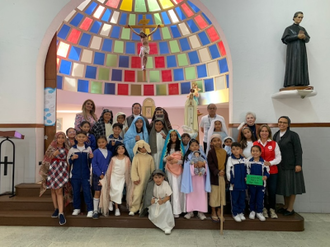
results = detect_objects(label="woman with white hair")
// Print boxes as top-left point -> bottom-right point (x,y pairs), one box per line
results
237,112 -> 260,142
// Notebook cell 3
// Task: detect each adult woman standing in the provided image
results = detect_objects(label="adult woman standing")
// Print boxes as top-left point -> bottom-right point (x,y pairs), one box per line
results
273,116 -> 305,216
74,99 -> 98,131
237,112 -> 260,142
253,124 -> 281,219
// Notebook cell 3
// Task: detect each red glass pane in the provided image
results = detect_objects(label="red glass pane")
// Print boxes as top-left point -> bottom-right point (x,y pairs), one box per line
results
67,29 -> 81,44
131,57 -> 142,69
206,26 -> 220,42
124,70 -> 135,82
106,0 -> 120,8
118,84 -> 129,95
168,83 -> 179,95
144,85 -> 154,96
218,41 -> 226,56
80,17 -> 93,31
181,3 -> 194,17
194,15 -> 208,29
161,70 -> 172,82
172,0 -> 184,4
155,56 -> 165,68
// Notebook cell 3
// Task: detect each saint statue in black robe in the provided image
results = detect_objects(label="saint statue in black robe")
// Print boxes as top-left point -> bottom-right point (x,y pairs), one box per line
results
281,12 -> 310,87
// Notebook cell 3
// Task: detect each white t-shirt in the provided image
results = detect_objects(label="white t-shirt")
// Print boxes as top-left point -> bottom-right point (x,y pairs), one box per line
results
199,114 -> 227,142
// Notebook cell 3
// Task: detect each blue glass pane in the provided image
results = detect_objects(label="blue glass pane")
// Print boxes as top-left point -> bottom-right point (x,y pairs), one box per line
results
85,66 -> 97,79
112,69 -> 122,81
85,2 -> 97,15
68,46 -> 81,61
166,55 -> 177,68
197,64 -> 207,78
90,21 -> 102,34
94,52 -> 105,65
175,7 -> 186,21
70,13 -> 83,27
179,38 -> 190,51
159,42 -> 169,54
79,33 -> 91,47
104,83 -> 115,94
125,42 -> 135,54
102,39 -> 112,52
152,29 -> 161,41
218,58 -> 229,73
173,68 -> 184,81
77,79 -> 89,93
187,1 -> 200,12
101,9 -> 112,22
226,74 -> 229,88
119,13 -> 128,25
111,26 -> 121,39
132,29 -> 141,41
138,14 -> 154,24
57,75 -> 63,89
188,51 -> 199,64
204,78 -> 214,92
181,82 -> 191,94
59,60 -> 72,75
198,32 -> 210,46
202,13 -> 212,25
58,25 -> 70,39
161,12 -> 171,25
119,56 -> 129,68
209,44 -> 220,59
186,19 -> 199,33
170,25 -> 181,38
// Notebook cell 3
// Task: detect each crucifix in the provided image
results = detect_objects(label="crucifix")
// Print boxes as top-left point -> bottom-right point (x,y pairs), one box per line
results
125,15 -> 164,81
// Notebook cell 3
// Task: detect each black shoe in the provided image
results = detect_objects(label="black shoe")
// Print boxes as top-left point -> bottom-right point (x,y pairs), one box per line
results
59,214 -> 66,225
93,212 -> 99,219
283,209 -> 295,216
51,208 -> 59,218
277,207 -> 287,214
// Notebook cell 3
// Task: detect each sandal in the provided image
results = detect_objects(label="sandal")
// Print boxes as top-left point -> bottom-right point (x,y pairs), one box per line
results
211,215 -> 220,222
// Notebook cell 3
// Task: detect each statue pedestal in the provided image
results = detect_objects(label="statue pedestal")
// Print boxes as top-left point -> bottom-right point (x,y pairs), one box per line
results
272,86 -> 317,99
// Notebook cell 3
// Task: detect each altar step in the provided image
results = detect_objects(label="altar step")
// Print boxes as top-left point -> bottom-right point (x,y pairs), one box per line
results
0,184 -> 304,231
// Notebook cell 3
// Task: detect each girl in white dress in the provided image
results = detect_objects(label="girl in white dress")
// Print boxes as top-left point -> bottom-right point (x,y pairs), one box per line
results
240,127 -> 256,160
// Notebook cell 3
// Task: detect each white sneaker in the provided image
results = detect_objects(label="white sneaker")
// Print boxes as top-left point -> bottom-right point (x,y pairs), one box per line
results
249,211 -> 256,219
115,208 -> 120,216
164,229 -> 171,235
87,211 -> 93,218
72,209 -> 81,216
256,213 -> 266,221
184,212 -> 194,219
129,211 -> 135,216
233,214 -> 242,222
197,212 -> 206,220
174,214 -> 179,218
270,208 -> 278,219
263,208 -> 269,218
109,201 -> 113,211
239,213 -> 246,221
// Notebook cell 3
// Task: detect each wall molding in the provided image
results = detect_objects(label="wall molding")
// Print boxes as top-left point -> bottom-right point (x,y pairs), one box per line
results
0,124 -> 44,128
229,123 -> 330,128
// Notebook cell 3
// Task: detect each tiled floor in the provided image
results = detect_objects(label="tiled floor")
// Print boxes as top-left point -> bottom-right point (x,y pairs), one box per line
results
0,213 -> 329,247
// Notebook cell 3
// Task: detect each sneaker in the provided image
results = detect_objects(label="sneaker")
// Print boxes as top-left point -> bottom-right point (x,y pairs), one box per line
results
233,214 -> 242,222
283,209 -> 295,216
256,213 -> 266,221
249,211 -> 256,219
164,229 -> 171,235
59,214 -> 66,225
51,208 -> 59,218
270,208 -> 278,219
115,208 -> 120,216
92,212 -> 99,219
184,212 -> 194,219
72,209 -> 81,216
174,214 -> 179,218
109,201 -> 113,211
87,211 -> 93,218
197,212 -> 206,220
239,213 -> 246,221
262,208 -> 269,218
129,211 -> 135,216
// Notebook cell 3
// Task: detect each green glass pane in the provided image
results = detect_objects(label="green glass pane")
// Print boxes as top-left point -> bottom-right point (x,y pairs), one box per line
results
98,68 -> 110,80
169,40 -> 180,53
129,14 -> 136,25
161,27 -> 171,40
121,28 -> 130,40
149,71 -> 160,82
196,80 -> 204,92
146,57 -> 153,69
156,84 -> 167,95
91,81 -> 102,94
137,71 -> 145,82
135,0 -> 146,12
154,13 -> 162,25
147,0 -> 160,12
106,54 -> 117,67
177,54 -> 188,66
114,40 -> 124,53
185,67 -> 196,80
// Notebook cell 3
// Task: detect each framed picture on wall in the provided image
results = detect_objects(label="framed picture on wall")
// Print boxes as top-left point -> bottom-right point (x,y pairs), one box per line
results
145,106 -> 152,119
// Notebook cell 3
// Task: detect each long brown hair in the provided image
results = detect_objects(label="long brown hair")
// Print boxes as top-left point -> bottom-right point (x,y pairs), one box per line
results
81,99 -> 97,121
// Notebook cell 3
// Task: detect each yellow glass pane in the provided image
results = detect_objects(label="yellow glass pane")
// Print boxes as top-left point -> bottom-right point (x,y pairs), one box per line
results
120,0 -> 133,12
159,0 -> 174,9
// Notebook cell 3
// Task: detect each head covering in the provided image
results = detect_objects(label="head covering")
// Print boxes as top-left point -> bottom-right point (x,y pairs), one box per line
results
223,136 -> 235,143
149,118 -> 169,155
98,109 -> 113,124
278,116 -> 291,129
131,103 -> 142,114
151,107 -> 173,130
206,119 -> 227,155
133,140 -> 151,155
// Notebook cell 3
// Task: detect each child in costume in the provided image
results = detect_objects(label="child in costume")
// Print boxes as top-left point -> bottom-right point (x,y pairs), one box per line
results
149,118 -> 168,170
226,142 -> 247,222
92,109 -> 113,141
206,119 -> 228,155
113,112 -> 128,137
181,139 -> 211,220
181,133 -> 191,152
151,107 -> 173,130
247,145 -> 269,221
39,132 -> 69,225
100,144 -> 132,217
223,136 -> 234,156
191,150 -> 206,176
124,116 -> 149,160
129,140 -> 155,215
80,121 -> 96,151
207,134 -> 228,222
160,130 -> 186,218
66,127 -> 76,147
140,170 -> 175,235
67,131 -> 94,218
107,123 -> 124,154
91,136 -> 112,219
240,127 -> 256,160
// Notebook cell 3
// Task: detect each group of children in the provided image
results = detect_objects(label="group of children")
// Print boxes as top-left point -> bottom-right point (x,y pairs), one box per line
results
39,111 -> 271,234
